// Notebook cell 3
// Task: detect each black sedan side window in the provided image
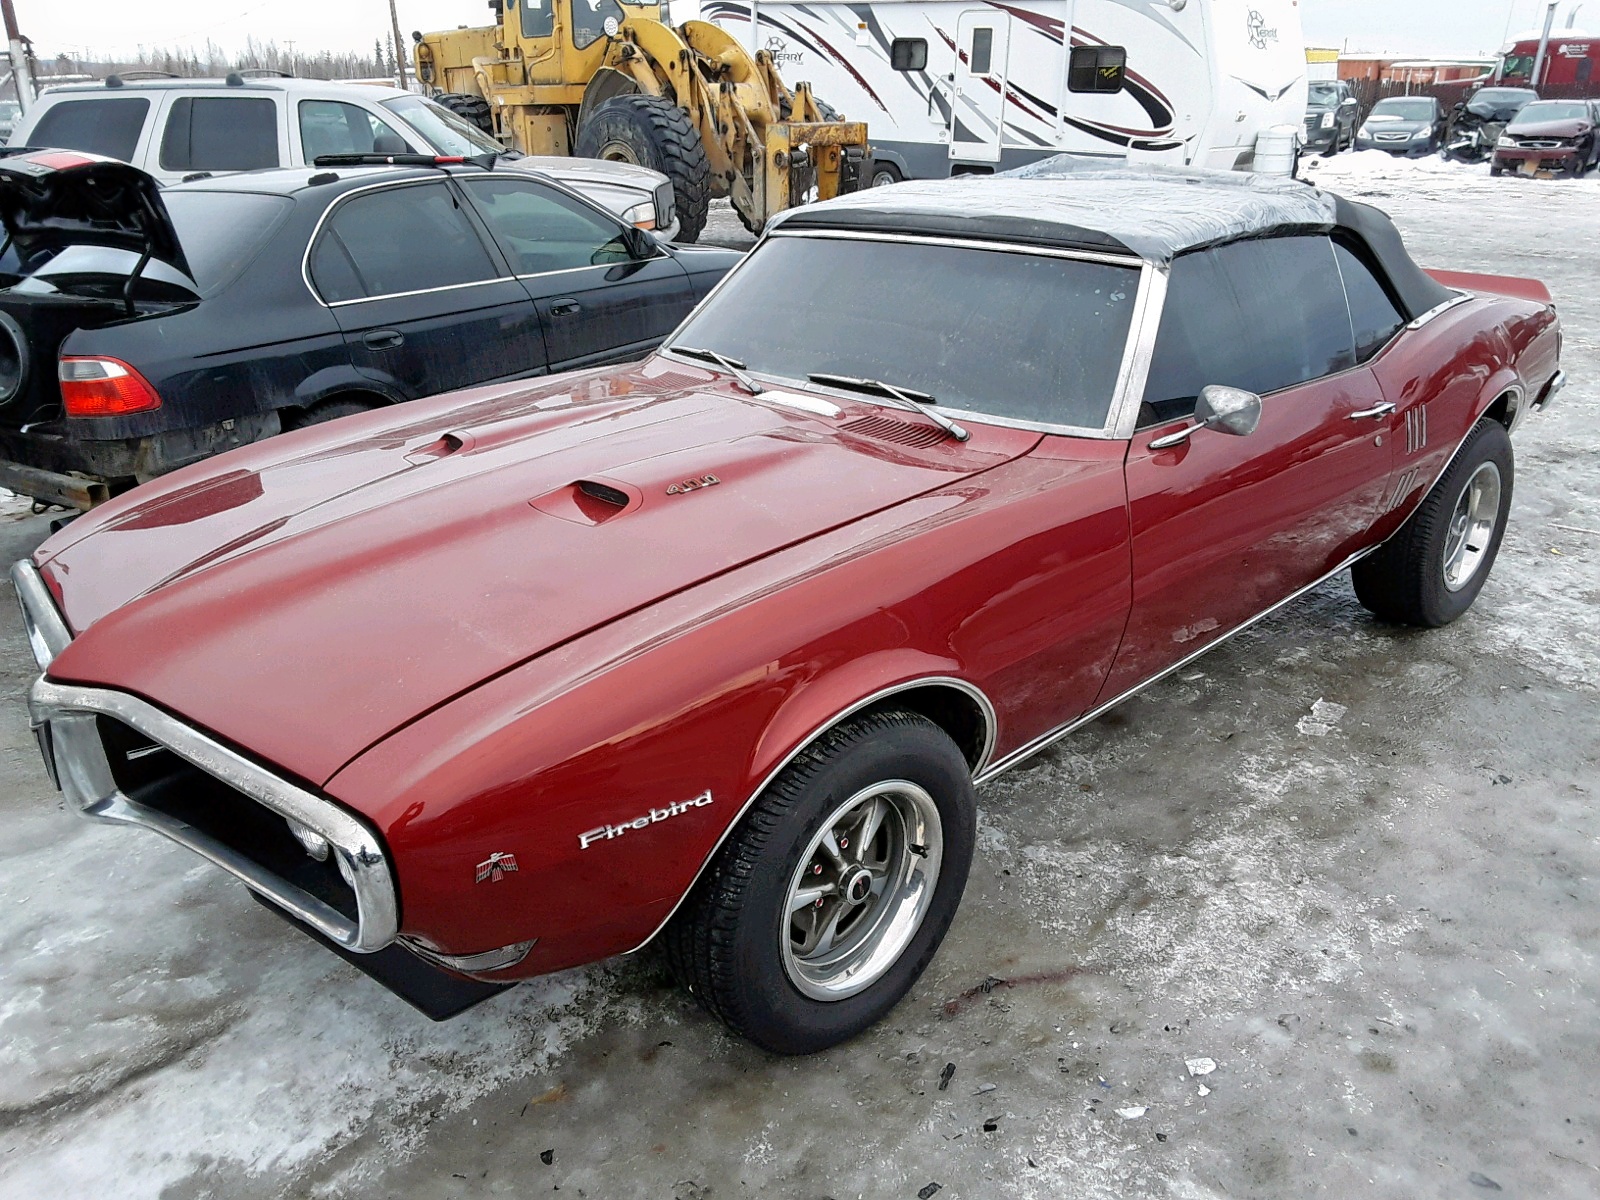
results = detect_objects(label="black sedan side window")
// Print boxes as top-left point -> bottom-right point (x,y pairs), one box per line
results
308,182 -> 500,303
461,178 -> 634,275
1333,242 -> 1406,363
1142,235 -> 1355,424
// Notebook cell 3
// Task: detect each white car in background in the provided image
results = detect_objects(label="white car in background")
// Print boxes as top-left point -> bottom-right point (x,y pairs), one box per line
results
11,74 -> 681,239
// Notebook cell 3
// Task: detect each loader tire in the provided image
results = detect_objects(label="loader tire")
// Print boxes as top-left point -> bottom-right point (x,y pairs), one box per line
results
576,94 -> 710,243
435,93 -> 495,135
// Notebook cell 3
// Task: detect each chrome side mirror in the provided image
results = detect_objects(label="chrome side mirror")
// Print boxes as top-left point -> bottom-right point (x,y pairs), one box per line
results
1195,385 -> 1262,436
1149,385 -> 1262,450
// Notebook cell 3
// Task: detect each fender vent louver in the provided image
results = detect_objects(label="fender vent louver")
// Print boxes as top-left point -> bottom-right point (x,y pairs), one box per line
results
643,370 -> 710,392
840,414 -> 947,448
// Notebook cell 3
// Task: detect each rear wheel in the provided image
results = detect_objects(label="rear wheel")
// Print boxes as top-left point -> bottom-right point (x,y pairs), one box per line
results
435,93 -> 495,135
664,710 -> 976,1054
575,94 -> 710,243
283,398 -> 381,430
871,160 -> 904,187
1352,418 -> 1514,627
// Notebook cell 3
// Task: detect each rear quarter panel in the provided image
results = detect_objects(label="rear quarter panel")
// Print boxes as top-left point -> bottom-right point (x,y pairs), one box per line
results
325,440 -> 1133,972
1368,292 -> 1557,539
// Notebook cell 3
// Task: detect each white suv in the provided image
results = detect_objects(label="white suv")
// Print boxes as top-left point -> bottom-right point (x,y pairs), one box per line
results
12,74 -> 681,239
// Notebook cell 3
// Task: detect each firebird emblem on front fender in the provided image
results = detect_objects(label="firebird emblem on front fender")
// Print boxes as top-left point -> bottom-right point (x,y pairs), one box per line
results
475,851 -> 519,883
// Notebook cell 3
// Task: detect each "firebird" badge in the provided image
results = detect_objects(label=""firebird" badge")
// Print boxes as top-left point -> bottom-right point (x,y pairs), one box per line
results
475,851 -> 520,883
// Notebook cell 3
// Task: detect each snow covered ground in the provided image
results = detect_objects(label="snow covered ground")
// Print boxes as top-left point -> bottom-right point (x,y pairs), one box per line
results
1,152 -> 1597,1199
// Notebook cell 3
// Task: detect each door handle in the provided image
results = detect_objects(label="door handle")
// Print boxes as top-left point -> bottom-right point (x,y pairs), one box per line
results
363,330 -> 404,351
548,298 -> 582,317
1347,401 -> 1396,421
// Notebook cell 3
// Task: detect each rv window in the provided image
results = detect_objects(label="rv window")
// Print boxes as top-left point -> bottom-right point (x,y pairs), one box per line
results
891,38 -> 928,72
970,28 -> 993,75
1068,46 -> 1127,94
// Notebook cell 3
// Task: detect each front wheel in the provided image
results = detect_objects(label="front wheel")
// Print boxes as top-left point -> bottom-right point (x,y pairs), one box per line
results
575,94 -> 710,243
664,710 -> 976,1054
1353,417 -> 1514,627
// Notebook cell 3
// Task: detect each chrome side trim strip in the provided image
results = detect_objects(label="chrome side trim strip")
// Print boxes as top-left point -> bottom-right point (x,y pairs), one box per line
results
10,560 -> 71,670
324,276 -> 518,309
628,674 -> 997,953
25,677 -> 399,953
973,547 -> 1379,784
1406,291 -> 1472,331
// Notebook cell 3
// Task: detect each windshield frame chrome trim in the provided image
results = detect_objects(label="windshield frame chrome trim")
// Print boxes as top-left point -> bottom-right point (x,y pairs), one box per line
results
658,230 -> 1154,441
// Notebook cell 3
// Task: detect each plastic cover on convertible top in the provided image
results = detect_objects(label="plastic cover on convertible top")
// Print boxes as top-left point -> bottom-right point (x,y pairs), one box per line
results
771,154 -> 1340,265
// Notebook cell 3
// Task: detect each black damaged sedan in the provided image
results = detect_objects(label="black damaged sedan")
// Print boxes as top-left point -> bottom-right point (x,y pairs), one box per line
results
0,149 -> 738,508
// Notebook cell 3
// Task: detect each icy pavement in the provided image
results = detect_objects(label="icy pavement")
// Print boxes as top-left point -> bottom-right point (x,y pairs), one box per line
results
2,158 -> 1599,1199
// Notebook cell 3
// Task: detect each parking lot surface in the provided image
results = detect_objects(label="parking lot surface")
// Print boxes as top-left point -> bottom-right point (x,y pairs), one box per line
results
1,157 -> 1597,1199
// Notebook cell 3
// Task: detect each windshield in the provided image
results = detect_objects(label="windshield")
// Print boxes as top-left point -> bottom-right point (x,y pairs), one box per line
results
1510,101 -> 1591,126
1370,99 -> 1435,121
670,236 -> 1140,432
382,95 -> 505,156
1470,88 -> 1535,110
1307,83 -> 1341,106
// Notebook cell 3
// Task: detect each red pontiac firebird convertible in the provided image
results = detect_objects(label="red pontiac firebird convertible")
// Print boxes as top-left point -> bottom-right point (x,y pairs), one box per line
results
13,163 -> 1563,1054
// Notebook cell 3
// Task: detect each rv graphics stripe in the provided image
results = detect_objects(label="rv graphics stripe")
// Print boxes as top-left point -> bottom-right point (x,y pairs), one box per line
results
987,3 -> 1179,141
701,2 -> 891,113
934,22 -> 1180,153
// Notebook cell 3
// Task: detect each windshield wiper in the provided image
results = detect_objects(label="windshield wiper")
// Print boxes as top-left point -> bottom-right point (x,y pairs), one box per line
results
807,373 -> 969,442
670,345 -> 764,395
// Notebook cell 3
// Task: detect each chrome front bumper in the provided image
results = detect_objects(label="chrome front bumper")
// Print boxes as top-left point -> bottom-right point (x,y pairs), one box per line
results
11,559 -> 399,953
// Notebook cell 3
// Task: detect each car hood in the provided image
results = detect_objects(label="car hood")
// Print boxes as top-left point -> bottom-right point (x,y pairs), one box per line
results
1507,118 -> 1592,138
0,149 -> 193,280
36,361 -> 1038,785
513,155 -> 664,193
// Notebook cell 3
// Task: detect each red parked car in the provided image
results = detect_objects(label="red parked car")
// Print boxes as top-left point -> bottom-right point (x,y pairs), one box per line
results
13,165 -> 1564,1054
1491,98 -> 1600,176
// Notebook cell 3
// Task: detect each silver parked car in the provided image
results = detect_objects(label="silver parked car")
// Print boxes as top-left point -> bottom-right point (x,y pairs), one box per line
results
10,75 -> 680,239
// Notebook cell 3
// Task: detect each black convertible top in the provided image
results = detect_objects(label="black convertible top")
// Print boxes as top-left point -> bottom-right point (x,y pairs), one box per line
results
772,156 -> 1454,320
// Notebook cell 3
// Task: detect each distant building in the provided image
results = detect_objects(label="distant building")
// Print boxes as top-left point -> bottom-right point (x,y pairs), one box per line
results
1337,55 -> 1494,87
1306,46 -> 1340,82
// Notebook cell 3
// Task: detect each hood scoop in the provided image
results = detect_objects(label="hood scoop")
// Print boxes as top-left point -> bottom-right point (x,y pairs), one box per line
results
840,413 -> 947,448
530,478 -> 640,526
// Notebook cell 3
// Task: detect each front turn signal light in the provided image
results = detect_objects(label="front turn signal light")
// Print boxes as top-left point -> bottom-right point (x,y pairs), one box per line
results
59,357 -> 164,418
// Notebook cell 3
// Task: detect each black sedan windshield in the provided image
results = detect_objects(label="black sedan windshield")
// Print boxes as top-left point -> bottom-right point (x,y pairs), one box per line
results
1371,99 -> 1435,121
672,235 -> 1140,431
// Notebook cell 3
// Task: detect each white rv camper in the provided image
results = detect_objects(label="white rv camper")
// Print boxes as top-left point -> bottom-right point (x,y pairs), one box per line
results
703,0 -> 1307,182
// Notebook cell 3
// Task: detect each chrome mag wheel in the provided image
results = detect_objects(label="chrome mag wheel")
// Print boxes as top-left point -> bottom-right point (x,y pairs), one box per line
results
781,781 -> 944,1002
1442,461 -> 1503,592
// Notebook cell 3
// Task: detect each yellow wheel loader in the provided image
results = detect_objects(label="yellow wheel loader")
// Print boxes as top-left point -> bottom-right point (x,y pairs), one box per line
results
412,0 -> 870,241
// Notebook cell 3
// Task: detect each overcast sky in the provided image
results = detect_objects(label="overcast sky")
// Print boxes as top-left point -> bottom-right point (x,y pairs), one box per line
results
16,0 -> 1592,62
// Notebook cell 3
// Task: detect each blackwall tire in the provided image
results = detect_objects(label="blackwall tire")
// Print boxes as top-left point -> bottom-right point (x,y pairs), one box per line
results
663,710 -> 976,1055
283,399 -> 380,430
1352,417 -> 1514,628
0,311 -> 30,407
435,93 -> 495,135
575,94 -> 710,243
872,161 -> 904,187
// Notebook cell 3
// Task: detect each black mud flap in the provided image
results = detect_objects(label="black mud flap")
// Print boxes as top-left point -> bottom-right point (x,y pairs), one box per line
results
251,892 -> 516,1021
